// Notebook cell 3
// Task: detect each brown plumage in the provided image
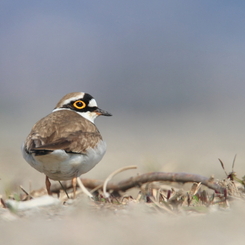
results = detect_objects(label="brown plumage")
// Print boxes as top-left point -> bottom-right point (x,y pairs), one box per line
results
24,110 -> 102,155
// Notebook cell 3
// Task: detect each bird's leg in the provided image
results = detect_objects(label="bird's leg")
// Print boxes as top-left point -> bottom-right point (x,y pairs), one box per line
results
72,177 -> 77,199
45,176 -> 52,195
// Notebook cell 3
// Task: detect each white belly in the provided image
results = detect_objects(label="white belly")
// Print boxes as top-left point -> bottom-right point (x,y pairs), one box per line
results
22,140 -> 107,181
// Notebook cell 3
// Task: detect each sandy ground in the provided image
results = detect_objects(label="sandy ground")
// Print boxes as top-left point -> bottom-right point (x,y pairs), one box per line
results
1,195 -> 245,245
1,110 -> 245,244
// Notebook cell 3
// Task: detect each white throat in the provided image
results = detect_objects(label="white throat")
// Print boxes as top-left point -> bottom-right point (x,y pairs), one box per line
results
77,111 -> 98,123
52,108 -> 97,123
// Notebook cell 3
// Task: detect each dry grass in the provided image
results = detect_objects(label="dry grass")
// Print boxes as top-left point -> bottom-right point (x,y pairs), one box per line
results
2,159 -> 245,218
1,160 -> 245,245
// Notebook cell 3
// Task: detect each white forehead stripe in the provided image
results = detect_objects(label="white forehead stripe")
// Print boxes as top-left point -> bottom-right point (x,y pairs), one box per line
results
88,98 -> 97,107
60,94 -> 85,107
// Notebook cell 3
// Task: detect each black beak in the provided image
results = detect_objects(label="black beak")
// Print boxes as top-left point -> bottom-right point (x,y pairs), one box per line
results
95,108 -> 112,116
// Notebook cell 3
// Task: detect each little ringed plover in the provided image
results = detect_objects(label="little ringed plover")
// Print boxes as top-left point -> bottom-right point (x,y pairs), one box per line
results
22,92 -> 111,197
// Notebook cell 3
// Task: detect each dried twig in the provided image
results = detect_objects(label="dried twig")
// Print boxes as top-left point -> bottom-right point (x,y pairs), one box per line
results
50,172 -> 226,194
149,196 -> 176,215
218,158 -> 228,177
76,178 -> 93,198
232,154 -> 237,172
19,185 -> 33,200
103,165 -> 137,198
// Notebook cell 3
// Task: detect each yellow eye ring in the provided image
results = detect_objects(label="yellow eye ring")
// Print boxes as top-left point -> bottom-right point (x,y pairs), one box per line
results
73,100 -> 86,109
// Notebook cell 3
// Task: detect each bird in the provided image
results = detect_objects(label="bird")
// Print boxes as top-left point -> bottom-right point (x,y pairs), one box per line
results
22,92 -> 112,198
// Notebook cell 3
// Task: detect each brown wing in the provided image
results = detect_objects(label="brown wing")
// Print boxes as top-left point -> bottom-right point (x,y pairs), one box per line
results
24,110 -> 102,155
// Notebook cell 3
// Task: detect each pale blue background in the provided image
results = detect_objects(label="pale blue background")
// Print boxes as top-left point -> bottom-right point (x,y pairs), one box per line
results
1,1 -> 245,113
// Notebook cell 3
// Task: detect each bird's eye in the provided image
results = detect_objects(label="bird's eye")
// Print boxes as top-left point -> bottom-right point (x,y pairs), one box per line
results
73,100 -> 86,109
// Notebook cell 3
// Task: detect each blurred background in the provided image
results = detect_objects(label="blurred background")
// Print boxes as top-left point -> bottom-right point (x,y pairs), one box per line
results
1,1 -> 245,193
2,1 -> 245,244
